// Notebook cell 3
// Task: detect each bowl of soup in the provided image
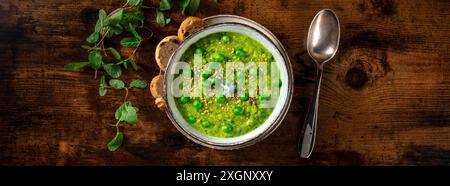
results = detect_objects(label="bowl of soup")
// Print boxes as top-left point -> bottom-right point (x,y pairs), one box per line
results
163,15 -> 293,149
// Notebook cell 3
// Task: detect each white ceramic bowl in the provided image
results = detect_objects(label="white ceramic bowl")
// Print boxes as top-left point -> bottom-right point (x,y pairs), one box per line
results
163,16 -> 293,149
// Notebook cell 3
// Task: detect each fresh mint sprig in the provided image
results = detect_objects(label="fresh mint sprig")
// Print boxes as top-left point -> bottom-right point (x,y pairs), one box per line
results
107,79 -> 147,151
65,0 -> 146,79
64,0 -> 219,152
156,0 -> 219,27
64,0 -> 147,152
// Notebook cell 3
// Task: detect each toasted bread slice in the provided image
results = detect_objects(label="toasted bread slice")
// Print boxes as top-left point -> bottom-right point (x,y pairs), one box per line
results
178,16 -> 208,41
150,75 -> 165,110
150,75 -> 164,98
155,36 -> 180,70
155,97 -> 165,110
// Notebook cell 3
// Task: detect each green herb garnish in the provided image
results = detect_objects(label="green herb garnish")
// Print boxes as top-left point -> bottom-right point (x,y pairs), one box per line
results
65,0 -> 219,152
108,79 -> 147,151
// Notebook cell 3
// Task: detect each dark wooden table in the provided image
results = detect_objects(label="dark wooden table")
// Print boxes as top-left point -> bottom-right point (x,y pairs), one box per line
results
0,0 -> 449,165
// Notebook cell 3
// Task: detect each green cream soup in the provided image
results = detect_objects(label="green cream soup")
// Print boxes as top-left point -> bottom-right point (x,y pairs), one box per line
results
175,32 -> 281,138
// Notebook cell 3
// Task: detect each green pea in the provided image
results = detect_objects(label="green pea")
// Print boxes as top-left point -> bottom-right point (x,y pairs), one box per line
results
195,47 -> 205,55
259,95 -> 270,101
180,95 -> 190,103
193,100 -> 203,110
222,123 -> 233,133
216,96 -> 226,103
235,48 -> 245,57
233,106 -> 243,116
202,72 -> 211,80
215,53 -> 225,62
240,92 -> 249,101
202,121 -> 211,128
187,116 -> 196,124
221,35 -> 230,43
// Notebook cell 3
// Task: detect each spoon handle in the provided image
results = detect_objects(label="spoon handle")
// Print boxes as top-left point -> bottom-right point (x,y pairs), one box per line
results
298,66 -> 323,158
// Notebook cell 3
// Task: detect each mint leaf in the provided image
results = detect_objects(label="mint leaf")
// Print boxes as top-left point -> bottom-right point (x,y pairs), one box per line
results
127,23 -> 142,40
115,102 -> 126,120
156,10 -> 165,26
107,47 -> 122,60
95,9 -> 109,34
115,101 -> 138,124
99,75 -> 107,96
108,8 -> 124,26
81,45 -> 93,50
109,79 -> 125,90
122,101 -> 138,124
106,24 -> 124,38
129,80 -> 147,89
103,63 -> 122,78
123,106 -> 138,124
159,0 -> 173,11
120,37 -> 140,48
86,32 -> 99,44
180,0 -> 190,14
64,62 -> 89,71
107,130 -> 123,152
99,9 -> 108,23
188,0 -> 200,15
128,58 -> 139,71
88,51 -> 103,70
95,19 -> 103,33
122,11 -> 145,26
123,60 -> 128,69
126,0 -> 143,7
156,10 -> 170,27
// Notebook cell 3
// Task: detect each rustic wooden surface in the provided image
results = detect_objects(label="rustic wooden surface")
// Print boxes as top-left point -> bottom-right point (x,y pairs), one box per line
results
0,0 -> 449,166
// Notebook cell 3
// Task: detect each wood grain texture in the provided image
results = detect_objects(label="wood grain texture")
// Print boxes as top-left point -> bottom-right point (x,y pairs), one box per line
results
0,0 -> 449,165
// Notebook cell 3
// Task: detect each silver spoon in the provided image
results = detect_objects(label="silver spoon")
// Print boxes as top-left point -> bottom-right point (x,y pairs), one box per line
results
298,9 -> 340,158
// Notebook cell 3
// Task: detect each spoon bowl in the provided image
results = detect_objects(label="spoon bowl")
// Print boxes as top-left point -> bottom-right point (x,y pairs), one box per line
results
307,9 -> 340,65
